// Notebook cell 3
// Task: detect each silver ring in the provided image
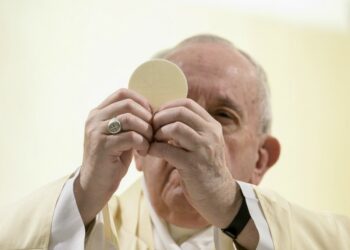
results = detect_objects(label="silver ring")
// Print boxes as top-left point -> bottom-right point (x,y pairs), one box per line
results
107,117 -> 122,135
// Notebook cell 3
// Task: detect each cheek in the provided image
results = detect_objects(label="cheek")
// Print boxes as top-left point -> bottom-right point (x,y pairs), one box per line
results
224,133 -> 259,181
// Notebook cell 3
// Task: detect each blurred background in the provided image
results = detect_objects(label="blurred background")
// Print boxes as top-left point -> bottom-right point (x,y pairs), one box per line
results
0,0 -> 349,215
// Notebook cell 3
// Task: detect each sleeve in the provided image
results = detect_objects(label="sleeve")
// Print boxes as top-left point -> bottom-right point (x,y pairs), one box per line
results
48,171 -> 85,250
49,171 -> 118,250
237,181 -> 274,250
217,182 -> 350,250
214,181 -> 274,250
0,175 -> 69,250
254,186 -> 350,250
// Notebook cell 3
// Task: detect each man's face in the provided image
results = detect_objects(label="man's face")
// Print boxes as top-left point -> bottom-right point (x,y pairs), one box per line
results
135,42 -> 265,228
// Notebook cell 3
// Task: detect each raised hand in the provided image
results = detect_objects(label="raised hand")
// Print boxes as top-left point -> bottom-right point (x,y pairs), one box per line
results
149,98 -> 242,228
74,88 -> 153,225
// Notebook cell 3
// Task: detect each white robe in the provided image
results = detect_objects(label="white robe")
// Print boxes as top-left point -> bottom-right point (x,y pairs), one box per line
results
0,170 -> 349,250
48,171 -> 273,250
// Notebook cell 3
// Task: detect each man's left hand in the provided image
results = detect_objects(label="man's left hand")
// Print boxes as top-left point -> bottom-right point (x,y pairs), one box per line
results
149,98 -> 242,228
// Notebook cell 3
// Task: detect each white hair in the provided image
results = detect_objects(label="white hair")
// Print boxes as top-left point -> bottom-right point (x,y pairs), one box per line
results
154,34 -> 272,133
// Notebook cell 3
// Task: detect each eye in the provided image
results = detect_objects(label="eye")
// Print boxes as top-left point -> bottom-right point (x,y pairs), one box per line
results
213,109 -> 241,131
217,111 -> 231,119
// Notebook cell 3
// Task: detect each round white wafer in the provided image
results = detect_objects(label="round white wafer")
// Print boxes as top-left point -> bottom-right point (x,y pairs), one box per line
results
128,59 -> 188,109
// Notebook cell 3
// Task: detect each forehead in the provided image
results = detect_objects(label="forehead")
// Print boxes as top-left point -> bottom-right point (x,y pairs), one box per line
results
165,42 -> 260,119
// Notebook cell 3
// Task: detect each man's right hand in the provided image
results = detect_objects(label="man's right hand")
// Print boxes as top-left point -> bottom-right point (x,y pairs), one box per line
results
74,88 -> 153,226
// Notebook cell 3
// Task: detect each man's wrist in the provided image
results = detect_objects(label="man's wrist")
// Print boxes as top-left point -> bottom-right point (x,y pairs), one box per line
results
221,190 -> 250,239
73,175 -> 99,226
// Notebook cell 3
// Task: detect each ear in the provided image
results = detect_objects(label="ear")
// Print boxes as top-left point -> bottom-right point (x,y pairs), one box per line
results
251,136 -> 281,185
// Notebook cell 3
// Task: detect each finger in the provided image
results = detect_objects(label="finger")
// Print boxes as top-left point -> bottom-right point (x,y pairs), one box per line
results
157,98 -> 212,122
148,142 -> 188,169
136,149 -> 148,157
153,106 -> 205,132
120,149 -> 133,167
96,88 -> 152,112
99,113 -> 153,142
105,131 -> 150,153
97,98 -> 152,123
154,122 -> 200,151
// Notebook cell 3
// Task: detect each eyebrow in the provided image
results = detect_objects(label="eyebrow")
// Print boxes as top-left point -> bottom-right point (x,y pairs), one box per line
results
216,96 -> 244,120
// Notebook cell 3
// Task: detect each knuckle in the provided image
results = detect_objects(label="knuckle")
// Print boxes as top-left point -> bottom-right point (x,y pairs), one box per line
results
88,108 -> 97,117
123,98 -> 134,110
85,109 -> 97,126
176,107 -> 186,118
129,131 -> 140,142
117,99 -> 134,114
183,99 -> 194,108
85,127 -> 92,137
121,112 -> 134,126
145,112 -> 152,122
172,121 -> 182,133
115,88 -> 128,100
85,118 -> 93,128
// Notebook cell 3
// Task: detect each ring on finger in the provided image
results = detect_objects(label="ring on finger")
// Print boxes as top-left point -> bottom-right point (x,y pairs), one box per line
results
107,117 -> 122,135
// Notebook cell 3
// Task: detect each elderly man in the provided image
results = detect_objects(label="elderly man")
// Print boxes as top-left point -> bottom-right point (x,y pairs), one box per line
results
0,34 -> 349,250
